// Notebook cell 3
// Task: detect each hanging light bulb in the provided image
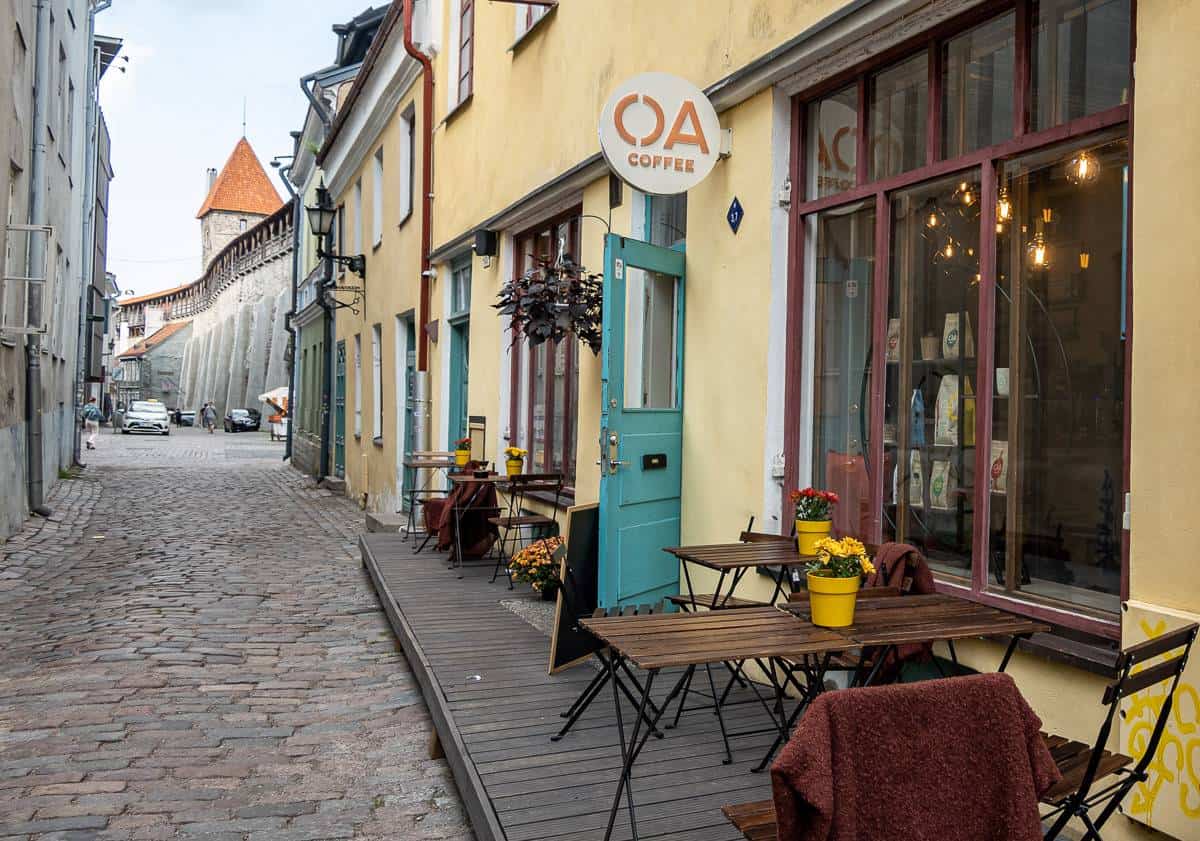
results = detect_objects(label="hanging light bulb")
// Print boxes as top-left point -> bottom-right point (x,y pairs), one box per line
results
1067,150 -> 1100,185
1042,207 -> 1054,224
1079,250 -> 1090,270
943,242 -> 956,259
1027,231 -> 1051,270
926,209 -> 940,228
996,187 -> 1013,223
956,181 -> 977,208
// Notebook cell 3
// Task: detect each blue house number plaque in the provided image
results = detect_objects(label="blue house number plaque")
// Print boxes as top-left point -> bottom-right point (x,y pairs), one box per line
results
727,197 -> 744,234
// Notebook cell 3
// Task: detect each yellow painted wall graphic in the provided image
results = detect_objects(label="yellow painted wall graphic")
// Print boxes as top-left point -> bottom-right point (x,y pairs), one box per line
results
1121,604 -> 1200,839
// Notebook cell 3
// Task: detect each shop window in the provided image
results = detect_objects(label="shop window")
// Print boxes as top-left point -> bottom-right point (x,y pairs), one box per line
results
806,201 -> 876,538
510,211 -> 581,486
884,173 -> 982,578
1031,0 -> 1130,131
869,53 -> 928,180
991,132 -> 1127,613
806,86 -> 858,200
942,13 -> 1015,158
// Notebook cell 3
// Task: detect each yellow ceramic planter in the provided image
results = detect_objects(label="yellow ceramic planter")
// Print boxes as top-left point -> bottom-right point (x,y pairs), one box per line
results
806,572 -> 861,628
506,458 -> 523,477
454,449 -> 470,467
795,518 -> 832,555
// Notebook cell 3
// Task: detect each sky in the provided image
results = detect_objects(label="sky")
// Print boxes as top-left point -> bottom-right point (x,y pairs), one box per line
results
99,0 -> 381,296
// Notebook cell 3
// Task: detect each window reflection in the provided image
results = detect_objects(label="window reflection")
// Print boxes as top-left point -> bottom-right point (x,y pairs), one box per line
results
808,202 -> 875,539
1032,0 -> 1130,131
943,13 -> 1015,158
807,86 -> 858,199
870,54 -> 928,179
992,132 -> 1127,612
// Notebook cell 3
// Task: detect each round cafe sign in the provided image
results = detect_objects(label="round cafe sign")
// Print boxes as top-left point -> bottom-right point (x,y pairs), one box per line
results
599,72 -> 722,196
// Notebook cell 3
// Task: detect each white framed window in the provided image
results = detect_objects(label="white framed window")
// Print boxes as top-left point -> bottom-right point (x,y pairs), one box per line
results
352,178 -> 363,255
371,323 -> 383,439
372,148 -> 384,246
353,332 -> 362,437
398,106 -> 414,223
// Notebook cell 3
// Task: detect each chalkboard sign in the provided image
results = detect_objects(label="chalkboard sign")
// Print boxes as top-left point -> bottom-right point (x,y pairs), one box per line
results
548,502 -> 601,674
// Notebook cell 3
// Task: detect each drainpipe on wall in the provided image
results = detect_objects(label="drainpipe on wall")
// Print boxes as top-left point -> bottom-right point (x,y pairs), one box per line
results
301,73 -> 335,480
73,0 -> 112,468
25,0 -> 53,517
403,0 -> 434,456
274,131 -> 301,463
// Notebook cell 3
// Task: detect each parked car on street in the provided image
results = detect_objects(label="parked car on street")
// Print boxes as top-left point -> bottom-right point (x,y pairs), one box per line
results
122,400 -> 170,435
178,410 -> 195,427
223,408 -> 261,433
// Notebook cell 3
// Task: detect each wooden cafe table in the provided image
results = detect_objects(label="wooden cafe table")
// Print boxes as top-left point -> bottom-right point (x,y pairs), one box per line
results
580,607 -> 856,841
663,541 -> 816,609
581,593 -> 1049,841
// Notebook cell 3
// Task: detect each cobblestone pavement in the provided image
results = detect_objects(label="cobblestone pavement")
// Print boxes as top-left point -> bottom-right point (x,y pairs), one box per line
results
0,428 -> 474,841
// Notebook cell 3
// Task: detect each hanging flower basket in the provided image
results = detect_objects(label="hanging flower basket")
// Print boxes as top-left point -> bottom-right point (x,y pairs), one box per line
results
495,251 -> 603,354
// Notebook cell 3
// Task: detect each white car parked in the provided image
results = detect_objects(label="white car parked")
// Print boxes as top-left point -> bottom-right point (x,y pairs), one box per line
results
122,400 -> 170,435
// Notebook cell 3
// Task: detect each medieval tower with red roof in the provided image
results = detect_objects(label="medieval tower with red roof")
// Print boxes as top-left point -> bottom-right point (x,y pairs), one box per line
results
196,137 -> 283,269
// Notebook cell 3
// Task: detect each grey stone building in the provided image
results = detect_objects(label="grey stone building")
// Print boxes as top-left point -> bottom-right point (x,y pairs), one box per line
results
114,320 -> 192,409
0,2 -> 121,540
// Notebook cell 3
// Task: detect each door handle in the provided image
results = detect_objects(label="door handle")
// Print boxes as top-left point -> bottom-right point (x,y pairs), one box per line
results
606,432 -> 624,475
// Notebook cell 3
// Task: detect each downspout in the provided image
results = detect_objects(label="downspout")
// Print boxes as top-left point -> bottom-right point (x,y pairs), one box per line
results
403,0 -> 434,457
275,131 -> 301,463
302,73 -> 335,480
73,0 -> 112,467
25,0 -> 53,517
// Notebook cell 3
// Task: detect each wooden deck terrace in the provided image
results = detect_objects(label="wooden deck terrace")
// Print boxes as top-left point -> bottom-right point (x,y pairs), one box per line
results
360,532 -> 775,841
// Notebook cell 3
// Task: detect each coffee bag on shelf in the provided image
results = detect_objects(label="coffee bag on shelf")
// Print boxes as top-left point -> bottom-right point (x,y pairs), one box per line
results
942,311 -> 975,359
886,318 -> 901,362
990,440 -> 1009,494
934,374 -> 960,446
908,449 -> 924,509
930,459 -> 957,510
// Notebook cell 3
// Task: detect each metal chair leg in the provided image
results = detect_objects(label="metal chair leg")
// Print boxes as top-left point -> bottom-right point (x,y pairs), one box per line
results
667,665 -> 695,730
703,663 -> 733,765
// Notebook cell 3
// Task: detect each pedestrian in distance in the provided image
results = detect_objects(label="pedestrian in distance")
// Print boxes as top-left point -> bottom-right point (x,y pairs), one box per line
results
82,397 -> 102,450
202,401 -> 218,434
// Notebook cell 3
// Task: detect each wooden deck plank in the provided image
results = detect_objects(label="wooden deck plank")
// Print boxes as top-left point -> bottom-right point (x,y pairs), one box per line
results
361,533 -> 756,841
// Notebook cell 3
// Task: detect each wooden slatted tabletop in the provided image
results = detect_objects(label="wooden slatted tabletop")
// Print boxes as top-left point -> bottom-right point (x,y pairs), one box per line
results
581,606 -> 855,671
663,542 -> 817,571
402,458 -> 459,470
779,593 -> 1050,646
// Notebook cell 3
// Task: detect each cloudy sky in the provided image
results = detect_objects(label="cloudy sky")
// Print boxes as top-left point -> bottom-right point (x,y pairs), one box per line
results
100,1 -> 379,296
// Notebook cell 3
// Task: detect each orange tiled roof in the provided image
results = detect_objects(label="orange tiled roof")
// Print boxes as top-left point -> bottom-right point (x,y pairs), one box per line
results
117,282 -> 194,308
119,320 -> 191,359
195,137 -> 283,218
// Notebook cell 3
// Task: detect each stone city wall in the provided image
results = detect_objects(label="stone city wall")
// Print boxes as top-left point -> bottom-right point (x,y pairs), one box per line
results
177,202 -> 294,420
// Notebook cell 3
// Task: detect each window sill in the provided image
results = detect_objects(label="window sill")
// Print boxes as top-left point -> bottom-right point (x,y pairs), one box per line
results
372,240 -> 382,252
354,433 -> 362,441
522,488 -> 575,512
397,211 -> 413,231
372,436 -> 384,448
443,94 -> 473,128
509,4 -> 557,56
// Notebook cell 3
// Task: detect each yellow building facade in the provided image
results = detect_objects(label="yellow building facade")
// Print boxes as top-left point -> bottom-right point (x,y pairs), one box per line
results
321,3 -> 1198,836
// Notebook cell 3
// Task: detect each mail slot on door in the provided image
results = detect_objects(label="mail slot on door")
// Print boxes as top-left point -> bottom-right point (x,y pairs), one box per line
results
642,453 -> 668,470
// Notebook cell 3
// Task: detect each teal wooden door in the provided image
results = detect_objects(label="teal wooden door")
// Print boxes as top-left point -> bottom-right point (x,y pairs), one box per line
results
402,320 -> 417,498
598,234 -> 686,607
334,340 -> 346,478
449,319 -> 469,444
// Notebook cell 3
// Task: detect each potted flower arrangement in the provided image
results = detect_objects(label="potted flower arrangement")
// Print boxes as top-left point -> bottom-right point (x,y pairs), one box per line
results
454,437 -> 472,467
504,445 -> 528,477
805,536 -> 876,628
791,487 -> 839,555
508,536 -> 565,600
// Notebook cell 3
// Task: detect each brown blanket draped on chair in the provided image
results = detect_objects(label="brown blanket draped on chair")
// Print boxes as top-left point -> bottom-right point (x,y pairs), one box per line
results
421,466 -> 499,558
862,542 -> 937,679
771,674 -> 1060,841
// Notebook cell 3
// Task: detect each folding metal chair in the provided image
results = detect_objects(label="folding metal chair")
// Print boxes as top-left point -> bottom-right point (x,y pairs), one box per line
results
488,472 -> 564,588
1042,621 -> 1198,840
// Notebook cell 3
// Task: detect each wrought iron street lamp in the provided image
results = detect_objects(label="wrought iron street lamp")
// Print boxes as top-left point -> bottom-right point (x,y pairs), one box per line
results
306,182 -> 366,280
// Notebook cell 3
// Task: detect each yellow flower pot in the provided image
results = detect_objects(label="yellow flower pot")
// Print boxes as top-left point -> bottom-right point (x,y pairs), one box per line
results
454,449 -> 470,467
506,458 -> 523,477
795,518 -> 832,555
806,572 -> 861,628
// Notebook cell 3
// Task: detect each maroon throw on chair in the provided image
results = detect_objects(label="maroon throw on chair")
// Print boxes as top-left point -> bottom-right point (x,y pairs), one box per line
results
770,673 -> 1060,841
863,542 -> 937,678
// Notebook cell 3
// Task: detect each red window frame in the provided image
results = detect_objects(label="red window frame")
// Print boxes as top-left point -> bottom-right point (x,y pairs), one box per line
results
782,0 -> 1134,639
459,0 -> 475,103
508,207 -> 582,490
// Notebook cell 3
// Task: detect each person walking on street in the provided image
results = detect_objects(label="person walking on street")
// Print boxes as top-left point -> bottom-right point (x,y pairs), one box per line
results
82,398 -> 102,450
202,401 -> 218,434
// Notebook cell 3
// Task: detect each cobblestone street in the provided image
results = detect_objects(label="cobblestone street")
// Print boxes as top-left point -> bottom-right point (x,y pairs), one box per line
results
0,428 -> 473,841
